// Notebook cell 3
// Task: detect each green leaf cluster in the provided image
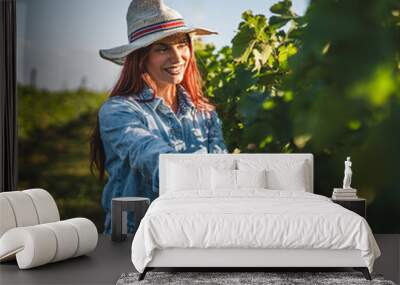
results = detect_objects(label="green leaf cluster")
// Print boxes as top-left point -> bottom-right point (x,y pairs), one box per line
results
196,0 -> 400,232
196,0 -> 304,153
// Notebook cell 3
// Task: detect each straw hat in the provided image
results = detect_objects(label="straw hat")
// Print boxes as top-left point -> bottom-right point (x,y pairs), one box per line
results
99,0 -> 218,65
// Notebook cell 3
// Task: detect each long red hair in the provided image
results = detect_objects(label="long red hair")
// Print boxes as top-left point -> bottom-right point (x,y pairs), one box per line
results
90,34 -> 214,181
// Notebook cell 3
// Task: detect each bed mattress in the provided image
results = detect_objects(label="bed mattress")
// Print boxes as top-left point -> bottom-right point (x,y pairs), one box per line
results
131,190 -> 380,273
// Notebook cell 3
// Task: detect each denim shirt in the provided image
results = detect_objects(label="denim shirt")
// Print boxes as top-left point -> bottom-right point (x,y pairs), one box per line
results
98,85 -> 227,234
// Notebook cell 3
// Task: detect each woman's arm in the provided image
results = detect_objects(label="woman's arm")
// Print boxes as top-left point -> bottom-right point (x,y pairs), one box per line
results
207,110 -> 228,153
99,98 -> 176,193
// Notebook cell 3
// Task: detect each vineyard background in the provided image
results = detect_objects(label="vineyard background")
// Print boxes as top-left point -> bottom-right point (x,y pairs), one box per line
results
18,0 -> 399,233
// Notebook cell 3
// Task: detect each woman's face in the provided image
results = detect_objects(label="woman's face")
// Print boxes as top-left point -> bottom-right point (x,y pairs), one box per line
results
145,33 -> 191,87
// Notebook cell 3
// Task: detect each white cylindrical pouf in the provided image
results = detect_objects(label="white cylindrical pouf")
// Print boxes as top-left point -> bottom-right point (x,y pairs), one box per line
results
0,226 -> 57,269
65,218 -> 98,257
42,221 -> 79,262
23,188 -> 60,223
0,187 -> 98,269
0,192 -> 39,227
0,195 -> 17,237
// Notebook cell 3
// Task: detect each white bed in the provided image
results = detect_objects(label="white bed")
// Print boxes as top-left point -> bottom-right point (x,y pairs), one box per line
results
131,154 -> 380,280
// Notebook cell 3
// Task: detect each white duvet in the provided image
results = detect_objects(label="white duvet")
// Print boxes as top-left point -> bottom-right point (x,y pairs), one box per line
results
131,190 -> 380,273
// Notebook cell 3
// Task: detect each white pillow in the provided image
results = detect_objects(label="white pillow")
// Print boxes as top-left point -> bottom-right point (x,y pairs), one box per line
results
266,162 -> 307,191
236,169 -> 267,189
167,163 -> 211,191
211,168 -> 236,190
237,159 -> 309,192
211,168 -> 268,190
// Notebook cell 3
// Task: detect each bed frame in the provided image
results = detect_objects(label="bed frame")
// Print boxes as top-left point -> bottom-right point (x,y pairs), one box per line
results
140,248 -> 371,280
138,154 -> 372,281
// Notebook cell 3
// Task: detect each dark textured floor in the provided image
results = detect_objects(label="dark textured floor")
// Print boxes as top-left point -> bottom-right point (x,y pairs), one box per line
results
116,271 -> 395,285
0,234 -> 399,285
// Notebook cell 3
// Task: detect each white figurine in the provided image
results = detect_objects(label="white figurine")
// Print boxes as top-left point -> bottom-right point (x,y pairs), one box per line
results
342,157 -> 353,189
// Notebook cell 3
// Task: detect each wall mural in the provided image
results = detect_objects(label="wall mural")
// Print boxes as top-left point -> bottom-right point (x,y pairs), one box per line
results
17,0 -> 400,233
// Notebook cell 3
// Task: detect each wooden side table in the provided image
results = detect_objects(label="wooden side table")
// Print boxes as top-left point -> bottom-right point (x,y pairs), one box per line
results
111,197 -> 150,242
331,198 -> 366,218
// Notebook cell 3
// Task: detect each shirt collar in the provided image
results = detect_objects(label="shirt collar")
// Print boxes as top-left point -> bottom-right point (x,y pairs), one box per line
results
177,85 -> 196,113
135,85 -> 159,105
136,84 -> 196,113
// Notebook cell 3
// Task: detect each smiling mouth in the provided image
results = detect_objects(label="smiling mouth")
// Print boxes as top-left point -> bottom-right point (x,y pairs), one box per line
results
164,65 -> 184,75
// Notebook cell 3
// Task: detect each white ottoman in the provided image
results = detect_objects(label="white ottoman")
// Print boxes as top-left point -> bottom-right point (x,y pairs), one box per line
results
0,188 -> 98,269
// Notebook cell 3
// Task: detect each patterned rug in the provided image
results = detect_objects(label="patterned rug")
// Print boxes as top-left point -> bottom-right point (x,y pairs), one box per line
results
116,271 -> 396,285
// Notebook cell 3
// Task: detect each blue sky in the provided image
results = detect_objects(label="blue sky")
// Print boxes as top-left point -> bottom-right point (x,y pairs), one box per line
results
17,0 -> 308,91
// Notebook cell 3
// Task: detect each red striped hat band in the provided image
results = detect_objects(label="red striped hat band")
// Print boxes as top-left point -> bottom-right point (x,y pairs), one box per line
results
129,19 -> 186,43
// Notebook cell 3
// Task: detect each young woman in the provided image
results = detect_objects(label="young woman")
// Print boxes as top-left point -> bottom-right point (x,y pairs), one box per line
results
90,0 -> 227,234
